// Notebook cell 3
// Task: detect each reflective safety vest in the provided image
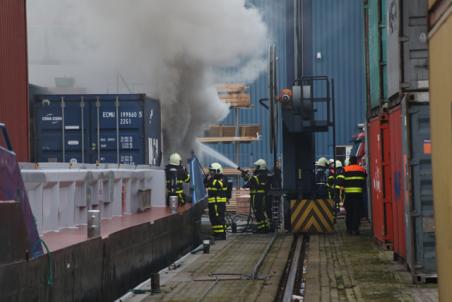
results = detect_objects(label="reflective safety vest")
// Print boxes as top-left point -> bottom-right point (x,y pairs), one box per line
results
246,172 -> 270,195
343,164 -> 367,194
327,171 -> 344,190
205,177 -> 228,203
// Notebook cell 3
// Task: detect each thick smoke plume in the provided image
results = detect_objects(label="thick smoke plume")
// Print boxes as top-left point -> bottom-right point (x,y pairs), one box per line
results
27,0 -> 268,159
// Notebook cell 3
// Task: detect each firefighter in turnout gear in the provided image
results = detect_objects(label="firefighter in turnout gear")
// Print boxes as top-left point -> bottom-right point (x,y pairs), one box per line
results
165,153 -> 191,206
204,162 -> 231,240
242,159 -> 271,233
327,160 -> 345,214
343,155 -> 367,235
314,157 -> 329,198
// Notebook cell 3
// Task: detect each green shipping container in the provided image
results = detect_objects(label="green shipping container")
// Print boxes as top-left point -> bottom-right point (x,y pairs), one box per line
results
367,0 -> 387,109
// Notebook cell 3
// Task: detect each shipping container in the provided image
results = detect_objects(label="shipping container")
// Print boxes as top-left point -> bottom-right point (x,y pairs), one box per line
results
32,94 -> 162,166
388,105 -> 406,259
0,0 -> 29,161
369,115 -> 394,247
428,0 -> 452,298
367,0 -> 429,111
402,100 -> 435,280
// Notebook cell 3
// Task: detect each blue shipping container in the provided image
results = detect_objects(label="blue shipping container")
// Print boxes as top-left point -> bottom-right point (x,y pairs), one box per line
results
33,94 -> 162,166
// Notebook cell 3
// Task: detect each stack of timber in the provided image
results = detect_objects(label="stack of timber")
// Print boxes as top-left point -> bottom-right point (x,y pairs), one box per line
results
226,188 -> 250,215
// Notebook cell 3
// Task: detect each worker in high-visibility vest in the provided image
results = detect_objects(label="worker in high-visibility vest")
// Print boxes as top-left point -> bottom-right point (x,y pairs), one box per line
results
165,153 -> 190,206
327,160 -> 345,213
343,155 -> 367,235
242,159 -> 271,233
204,162 -> 230,240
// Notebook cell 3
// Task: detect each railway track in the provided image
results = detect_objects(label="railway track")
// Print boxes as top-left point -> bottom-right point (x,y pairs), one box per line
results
119,231 -> 308,302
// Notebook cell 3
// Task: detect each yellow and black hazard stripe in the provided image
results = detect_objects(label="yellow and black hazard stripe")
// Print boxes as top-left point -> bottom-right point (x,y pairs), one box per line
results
290,199 -> 335,233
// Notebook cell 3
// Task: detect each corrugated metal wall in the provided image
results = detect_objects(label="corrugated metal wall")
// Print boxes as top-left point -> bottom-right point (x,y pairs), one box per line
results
311,0 -> 366,158
204,0 -> 292,169
204,0 -> 365,167
0,0 -> 29,161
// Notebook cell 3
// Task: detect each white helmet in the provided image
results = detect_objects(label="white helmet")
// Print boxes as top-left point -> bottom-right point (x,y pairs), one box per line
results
209,162 -> 223,175
335,160 -> 343,168
329,159 -> 335,166
315,157 -> 329,168
254,159 -> 267,170
169,153 -> 182,166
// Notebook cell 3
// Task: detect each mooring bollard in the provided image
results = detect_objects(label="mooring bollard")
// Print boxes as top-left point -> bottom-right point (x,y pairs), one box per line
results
87,209 -> 101,238
169,195 -> 178,214
203,240 -> 210,254
150,272 -> 161,294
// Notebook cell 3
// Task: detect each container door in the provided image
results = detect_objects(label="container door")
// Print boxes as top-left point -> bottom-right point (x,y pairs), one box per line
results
34,96 -> 89,163
369,117 -> 385,241
400,0 -> 429,91
90,96 -> 145,165
389,106 -> 406,258
407,103 -> 436,274
386,0 -> 401,99
380,117 -> 394,243
144,98 -> 162,166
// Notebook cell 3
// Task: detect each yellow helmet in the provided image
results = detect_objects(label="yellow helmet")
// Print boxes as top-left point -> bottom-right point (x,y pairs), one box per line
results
254,159 -> 267,170
169,153 -> 182,166
209,162 -> 223,174
335,160 -> 343,168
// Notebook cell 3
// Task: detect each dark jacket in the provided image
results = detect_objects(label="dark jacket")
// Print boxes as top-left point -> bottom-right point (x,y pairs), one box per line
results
165,164 -> 190,194
244,170 -> 271,195
343,164 -> 367,194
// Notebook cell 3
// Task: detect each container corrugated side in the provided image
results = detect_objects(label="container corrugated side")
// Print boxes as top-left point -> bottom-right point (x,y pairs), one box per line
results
32,94 -> 162,166
312,0 -> 366,158
0,0 -> 29,161
428,4 -> 452,298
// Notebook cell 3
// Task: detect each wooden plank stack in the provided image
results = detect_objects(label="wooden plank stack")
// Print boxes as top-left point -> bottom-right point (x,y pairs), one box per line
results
227,188 -> 251,215
216,83 -> 251,108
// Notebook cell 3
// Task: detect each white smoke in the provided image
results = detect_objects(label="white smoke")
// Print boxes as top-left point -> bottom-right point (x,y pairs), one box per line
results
27,0 -> 268,158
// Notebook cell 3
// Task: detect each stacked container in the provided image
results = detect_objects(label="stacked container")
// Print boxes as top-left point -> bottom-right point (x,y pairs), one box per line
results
32,94 -> 162,166
0,1 -> 29,161
364,0 -> 435,282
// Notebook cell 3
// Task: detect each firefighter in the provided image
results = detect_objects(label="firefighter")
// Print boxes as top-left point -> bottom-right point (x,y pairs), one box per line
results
314,157 -> 329,198
327,160 -> 345,213
204,162 -> 229,240
343,155 -> 367,235
242,159 -> 271,233
165,152 -> 190,206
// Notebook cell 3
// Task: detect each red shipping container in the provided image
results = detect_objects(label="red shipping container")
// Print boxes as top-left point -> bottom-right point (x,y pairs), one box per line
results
369,116 -> 394,247
0,0 -> 29,161
389,106 -> 406,259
